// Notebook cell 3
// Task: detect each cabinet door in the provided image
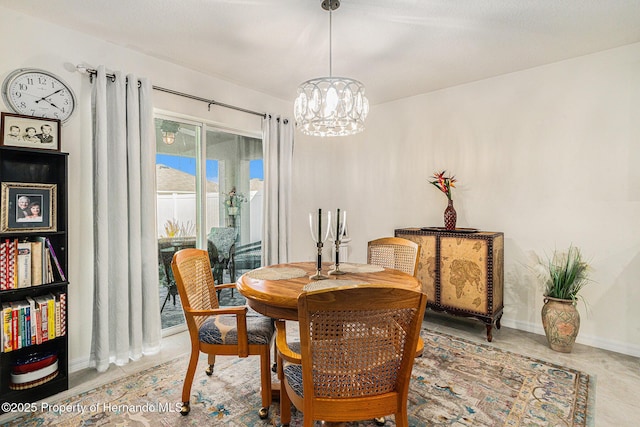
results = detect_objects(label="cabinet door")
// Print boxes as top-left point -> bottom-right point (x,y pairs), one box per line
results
440,236 -> 490,314
397,234 -> 437,303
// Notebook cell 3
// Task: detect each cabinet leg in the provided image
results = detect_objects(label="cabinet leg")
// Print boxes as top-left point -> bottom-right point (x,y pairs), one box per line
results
486,324 -> 493,342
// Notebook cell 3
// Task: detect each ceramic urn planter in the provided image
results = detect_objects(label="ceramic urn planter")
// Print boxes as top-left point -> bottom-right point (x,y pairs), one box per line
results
541,296 -> 580,353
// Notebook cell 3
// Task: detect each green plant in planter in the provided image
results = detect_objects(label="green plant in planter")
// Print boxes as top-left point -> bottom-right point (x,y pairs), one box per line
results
538,245 -> 591,352
541,245 -> 591,302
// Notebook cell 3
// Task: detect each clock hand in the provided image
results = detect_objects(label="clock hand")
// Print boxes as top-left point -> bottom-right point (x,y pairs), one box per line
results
34,88 -> 64,104
35,97 -> 63,112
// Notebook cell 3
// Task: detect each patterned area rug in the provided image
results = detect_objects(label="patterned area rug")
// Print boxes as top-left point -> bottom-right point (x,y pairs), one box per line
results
3,329 -> 594,427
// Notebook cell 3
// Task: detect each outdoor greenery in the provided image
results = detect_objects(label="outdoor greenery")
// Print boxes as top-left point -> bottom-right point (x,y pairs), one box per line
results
161,219 -> 195,238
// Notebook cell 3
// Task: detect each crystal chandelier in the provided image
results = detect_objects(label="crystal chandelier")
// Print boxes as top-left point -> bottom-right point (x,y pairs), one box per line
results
294,0 -> 369,137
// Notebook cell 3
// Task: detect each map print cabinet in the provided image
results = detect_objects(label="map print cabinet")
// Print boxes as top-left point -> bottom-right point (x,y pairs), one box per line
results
395,228 -> 504,341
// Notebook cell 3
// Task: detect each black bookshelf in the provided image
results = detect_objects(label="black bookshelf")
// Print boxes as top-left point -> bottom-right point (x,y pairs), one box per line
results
0,147 -> 68,408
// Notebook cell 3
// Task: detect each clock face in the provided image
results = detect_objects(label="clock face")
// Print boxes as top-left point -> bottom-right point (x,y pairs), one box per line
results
2,69 -> 76,123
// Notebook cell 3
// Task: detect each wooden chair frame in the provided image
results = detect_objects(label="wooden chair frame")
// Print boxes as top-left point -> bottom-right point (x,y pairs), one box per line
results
171,248 -> 272,419
276,284 -> 427,427
367,236 -> 421,276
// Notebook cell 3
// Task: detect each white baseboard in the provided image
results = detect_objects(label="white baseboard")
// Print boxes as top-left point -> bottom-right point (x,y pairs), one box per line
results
501,318 -> 640,358
69,357 -> 92,373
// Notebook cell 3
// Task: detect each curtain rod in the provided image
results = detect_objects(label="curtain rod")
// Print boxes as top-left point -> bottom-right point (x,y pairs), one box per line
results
78,65 -> 267,118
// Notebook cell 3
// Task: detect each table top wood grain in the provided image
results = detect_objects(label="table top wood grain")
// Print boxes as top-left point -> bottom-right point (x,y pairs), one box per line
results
237,261 -> 422,320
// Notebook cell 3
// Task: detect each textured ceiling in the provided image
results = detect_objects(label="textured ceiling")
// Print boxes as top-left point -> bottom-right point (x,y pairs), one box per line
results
3,0 -> 640,105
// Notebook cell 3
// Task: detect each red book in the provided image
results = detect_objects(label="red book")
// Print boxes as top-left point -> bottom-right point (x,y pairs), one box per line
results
11,306 -> 18,351
34,296 -> 49,343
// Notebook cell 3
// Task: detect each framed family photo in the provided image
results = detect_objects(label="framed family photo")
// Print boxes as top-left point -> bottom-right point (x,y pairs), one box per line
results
0,112 -> 61,151
0,182 -> 57,232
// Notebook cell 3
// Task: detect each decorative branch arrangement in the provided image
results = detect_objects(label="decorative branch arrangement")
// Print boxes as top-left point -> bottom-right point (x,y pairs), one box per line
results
429,170 -> 456,200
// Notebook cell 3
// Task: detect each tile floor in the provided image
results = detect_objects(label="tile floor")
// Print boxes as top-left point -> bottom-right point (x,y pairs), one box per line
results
1,312 -> 638,426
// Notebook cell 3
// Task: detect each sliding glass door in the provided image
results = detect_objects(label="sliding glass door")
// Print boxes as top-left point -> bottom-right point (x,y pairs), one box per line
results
155,115 -> 263,331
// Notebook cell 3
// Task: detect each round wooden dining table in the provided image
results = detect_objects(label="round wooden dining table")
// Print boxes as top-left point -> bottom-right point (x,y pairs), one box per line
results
237,261 -> 422,320
237,261 -> 425,417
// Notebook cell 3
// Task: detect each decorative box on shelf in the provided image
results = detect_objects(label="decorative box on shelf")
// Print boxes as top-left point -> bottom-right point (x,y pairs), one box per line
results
395,227 -> 504,341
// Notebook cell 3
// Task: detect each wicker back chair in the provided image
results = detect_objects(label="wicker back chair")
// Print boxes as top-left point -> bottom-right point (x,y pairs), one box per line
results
276,284 -> 427,426
171,248 -> 274,419
367,237 -> 420,276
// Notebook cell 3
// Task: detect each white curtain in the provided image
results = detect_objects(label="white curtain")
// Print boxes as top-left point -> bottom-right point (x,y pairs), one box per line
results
262,115 -> 294,265
90,66 -> 161,372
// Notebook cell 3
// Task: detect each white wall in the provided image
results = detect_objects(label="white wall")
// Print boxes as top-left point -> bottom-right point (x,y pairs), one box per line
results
2,6 -> 638,367
0,7 -> 290,370
291,42 -> 640,357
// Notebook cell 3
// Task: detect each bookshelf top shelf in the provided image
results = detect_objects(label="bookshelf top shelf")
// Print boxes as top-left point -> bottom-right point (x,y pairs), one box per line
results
0,146 -> 69,157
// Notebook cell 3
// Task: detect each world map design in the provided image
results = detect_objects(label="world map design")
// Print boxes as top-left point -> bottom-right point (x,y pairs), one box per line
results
449,259 -> 483,307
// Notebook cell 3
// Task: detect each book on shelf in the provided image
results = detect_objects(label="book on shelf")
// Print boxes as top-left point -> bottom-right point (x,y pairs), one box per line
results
55,291 -> 66,336
0,238 -> 66,289
34,295 -> 49,344
35,236 -> 52,284
17,242 -> 32,289
46,252 -> 54,283
1,302 -> 12,352
25,304 -> 32,347
45,238 -> 66,282
34,302 -> 43,345
47,295 -> 55,341
30,240 -> 43,286
9,301 -> 27,350
6,239 -> 16,290
0,241 -> 7,291
1,292 -> 66,352
25,296 -> 37,345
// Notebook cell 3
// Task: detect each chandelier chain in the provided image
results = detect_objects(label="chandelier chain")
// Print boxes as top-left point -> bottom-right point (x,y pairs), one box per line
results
329,8 -> 333,77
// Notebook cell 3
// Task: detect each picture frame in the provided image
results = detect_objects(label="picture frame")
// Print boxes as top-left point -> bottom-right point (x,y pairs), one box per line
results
0,182 -> 57,233
0,112 -> 61,151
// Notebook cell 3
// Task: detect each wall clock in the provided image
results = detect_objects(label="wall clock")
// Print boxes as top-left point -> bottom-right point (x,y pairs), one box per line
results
2,68 -> 76,123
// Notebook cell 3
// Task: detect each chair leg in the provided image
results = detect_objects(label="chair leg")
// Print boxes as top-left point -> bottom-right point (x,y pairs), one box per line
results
181,350 -> 200,416
272,340 -> 278,372
205,354 -> 216,376
258,347 -> 272,419
160,289 -> 172,313
303,414 -> 313,427
278,354 -> 291,426
394,410 -> 408,427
